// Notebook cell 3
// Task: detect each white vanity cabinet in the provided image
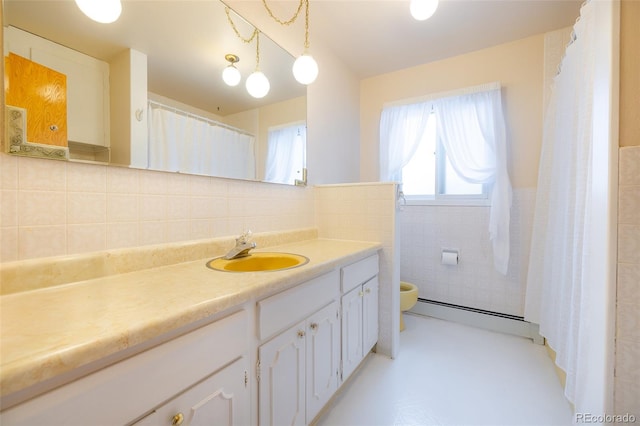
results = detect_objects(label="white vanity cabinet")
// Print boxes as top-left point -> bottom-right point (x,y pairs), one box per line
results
340,254 -> 379,382
256,270 -> 341,426
0,247 -> 382,426
0,310 -> 249,426
131,356 -> 249,426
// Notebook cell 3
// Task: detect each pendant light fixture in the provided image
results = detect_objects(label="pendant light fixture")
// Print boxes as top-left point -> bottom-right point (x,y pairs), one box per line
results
261,0 -> 318,85
410,0 -> 439,21
292,0 -> 318,85
75,0 -> 122,24
222,54 -> 241,87
225,7 -> 268,98
245,32 -> 270,98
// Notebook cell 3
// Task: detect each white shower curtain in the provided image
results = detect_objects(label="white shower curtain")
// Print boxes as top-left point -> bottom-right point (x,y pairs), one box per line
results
525,0 -> 608,411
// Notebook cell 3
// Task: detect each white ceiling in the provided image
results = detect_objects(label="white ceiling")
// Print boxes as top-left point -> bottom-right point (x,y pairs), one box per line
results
4,0 -> 582,114
227,0 -> 583,78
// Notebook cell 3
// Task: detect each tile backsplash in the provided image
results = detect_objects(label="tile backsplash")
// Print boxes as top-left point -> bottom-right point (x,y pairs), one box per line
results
0,154 -> 315,262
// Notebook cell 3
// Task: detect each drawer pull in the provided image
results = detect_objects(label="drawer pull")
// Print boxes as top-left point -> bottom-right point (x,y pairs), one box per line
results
297,330 -> 306,338
172,413 -> 184,425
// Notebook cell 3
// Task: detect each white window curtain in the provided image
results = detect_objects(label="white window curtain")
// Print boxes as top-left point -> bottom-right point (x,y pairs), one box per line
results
525,0 -> 608,411
435,85 -> 512,275
379,84 -> 512,274
148,102 -> 255,179
264,123 -> 307,185
379,102 -> 432,182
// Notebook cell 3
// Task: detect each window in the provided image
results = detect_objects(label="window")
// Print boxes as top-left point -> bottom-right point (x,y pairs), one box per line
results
264,122 -> 307,185
379,82 -> 512,274
401,112 -> 487,204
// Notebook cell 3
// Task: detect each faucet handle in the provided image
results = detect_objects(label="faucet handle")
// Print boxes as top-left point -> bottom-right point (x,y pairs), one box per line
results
237,230 -> 252,244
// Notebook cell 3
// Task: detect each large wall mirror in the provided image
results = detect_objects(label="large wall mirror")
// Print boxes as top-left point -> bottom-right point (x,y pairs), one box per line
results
3,0 -> 308,186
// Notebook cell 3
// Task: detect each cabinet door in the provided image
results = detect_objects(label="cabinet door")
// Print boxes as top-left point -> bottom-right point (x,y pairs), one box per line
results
306,301 -> 340,423
31,48 -> 109,147
341,285 -> 364,382
131,356 -> 250,426
363,276 -> 379,353
5,52 -> 68,147
258,321 -> 306,426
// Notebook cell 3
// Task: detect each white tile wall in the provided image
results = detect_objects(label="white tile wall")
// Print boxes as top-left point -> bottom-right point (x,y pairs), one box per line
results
315,183 -> 400,358
399,188 -> 536,317
616,146 -> 640,416
0,154 -> 315,262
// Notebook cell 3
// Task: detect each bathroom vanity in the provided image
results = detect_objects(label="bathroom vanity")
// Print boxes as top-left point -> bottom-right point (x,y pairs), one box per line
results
0,237 -> 381,425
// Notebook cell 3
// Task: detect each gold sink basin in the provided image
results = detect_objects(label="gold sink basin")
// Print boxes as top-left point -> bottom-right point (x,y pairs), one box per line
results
206,252 -> 309,272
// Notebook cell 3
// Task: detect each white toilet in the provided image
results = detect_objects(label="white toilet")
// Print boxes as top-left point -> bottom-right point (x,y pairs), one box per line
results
399,281 -> 418,331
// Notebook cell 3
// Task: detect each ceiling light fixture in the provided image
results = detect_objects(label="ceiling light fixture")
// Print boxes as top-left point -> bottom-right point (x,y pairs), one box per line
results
225,7 -> 268,98
222,54 -> 241,87
410,0 -> 439,21
292,0 -> 318,85
261,0 -> 318,85
245,33 -> 270,98
75,0 -> 122,24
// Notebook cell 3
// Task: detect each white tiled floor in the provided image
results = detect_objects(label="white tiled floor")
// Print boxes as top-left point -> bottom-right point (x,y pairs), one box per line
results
316,314 -> 573,426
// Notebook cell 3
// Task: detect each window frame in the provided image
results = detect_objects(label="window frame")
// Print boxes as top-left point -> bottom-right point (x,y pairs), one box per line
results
401,113 -> 491,207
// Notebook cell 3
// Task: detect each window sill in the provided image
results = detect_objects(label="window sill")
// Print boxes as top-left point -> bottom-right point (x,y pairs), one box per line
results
404,198 -> 491,207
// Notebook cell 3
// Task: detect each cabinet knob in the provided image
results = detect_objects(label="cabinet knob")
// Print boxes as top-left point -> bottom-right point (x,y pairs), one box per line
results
49,125 -> 58,131
297,330 -> 306,338
310,322 -> 318,330
365,288 -> 371,294
172,413 -> 184,425
359,291 -> 364,297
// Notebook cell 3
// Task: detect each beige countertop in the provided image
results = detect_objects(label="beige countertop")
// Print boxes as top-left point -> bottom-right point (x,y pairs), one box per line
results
0,238 -> 381,400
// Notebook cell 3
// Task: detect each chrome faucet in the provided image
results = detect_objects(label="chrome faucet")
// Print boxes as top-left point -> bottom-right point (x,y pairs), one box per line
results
224,230 -> 257,260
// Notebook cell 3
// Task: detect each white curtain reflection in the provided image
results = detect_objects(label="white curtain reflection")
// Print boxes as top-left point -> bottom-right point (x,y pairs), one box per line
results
148,102 -> 256,179
264,122 -> 307,185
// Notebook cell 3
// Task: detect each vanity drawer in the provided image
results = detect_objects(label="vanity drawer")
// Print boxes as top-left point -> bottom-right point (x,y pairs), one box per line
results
257,270 -> 340,341
341,254 -> 379,293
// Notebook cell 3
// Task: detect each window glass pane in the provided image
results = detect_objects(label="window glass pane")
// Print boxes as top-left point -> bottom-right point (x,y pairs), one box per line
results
441,154 -> 483,195
402,114 -> 436,196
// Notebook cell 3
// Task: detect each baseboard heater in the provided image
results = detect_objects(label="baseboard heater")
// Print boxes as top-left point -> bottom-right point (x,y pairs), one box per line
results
410,298 -> 543,344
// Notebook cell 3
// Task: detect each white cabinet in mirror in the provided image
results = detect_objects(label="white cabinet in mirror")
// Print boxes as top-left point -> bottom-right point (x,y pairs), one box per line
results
3,0 -> 307,186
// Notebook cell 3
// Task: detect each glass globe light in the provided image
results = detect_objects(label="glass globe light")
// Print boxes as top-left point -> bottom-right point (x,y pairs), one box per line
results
410,0 -> 439,21
246,71 -> 270,98
292,54 -> 318,85
75,0 -> 122,24
222,65 -> 241,87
